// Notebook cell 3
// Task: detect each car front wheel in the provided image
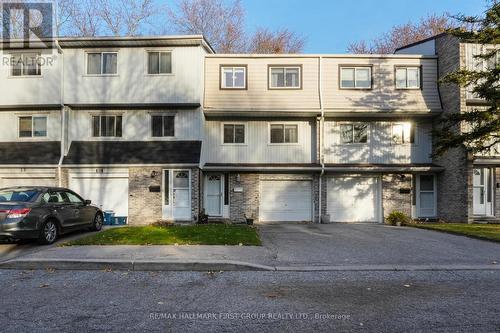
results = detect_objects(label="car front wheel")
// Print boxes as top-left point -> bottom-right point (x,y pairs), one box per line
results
38,220 -> 58,245
90,213 -> 103,232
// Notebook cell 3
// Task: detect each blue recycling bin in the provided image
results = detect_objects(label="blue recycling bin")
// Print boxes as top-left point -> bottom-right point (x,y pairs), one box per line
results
103,211 -> 115,225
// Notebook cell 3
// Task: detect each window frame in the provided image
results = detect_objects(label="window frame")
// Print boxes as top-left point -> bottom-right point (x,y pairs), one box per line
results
391,122 -> 416,145
394,66 -> 422,90
268,122 -> 300,145
150,113 -> 176,138
268,65 -> 302,89
146,50 -> 173,75
18,115 -> 48,138
220,65 -> 247,90
339,65 -> 373,90
85,51 -> 118,76
9,52 -> 42,77
91,114 -> 123,138
338,122 -> 370,145
221,122 -> 247,145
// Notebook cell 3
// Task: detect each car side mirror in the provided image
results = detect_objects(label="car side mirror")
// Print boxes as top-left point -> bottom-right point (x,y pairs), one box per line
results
84,200 -> 92,205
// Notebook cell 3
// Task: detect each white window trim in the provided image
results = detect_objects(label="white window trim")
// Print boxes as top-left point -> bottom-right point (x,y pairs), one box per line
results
268,66 -> 302,89
221,122 -> 247,145
90,113 -> 123,139
338,122 -> 370,145
268,122 -> 300,145
84,51 -> 119,76
145,49 -> 174,76
391,122 -> 417,145
8,52 -> 43,78
340,66 -> 372,89
395,66 -> 421,89
17,115 -> 48,139
150,113 -> 177,139
221,66 -> 246,89
416,174 -> 437,218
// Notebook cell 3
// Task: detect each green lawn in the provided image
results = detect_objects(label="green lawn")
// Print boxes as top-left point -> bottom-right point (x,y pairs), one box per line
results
409,223 -> 500,243
64,225 -> 262,246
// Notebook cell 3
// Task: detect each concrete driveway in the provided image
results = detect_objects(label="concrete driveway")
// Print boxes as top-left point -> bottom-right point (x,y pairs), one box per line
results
258,223 -> 500,267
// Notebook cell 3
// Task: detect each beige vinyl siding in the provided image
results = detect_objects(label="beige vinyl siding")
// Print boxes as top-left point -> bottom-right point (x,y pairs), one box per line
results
204,57 -> 320,111
202,120 -> 316,164
324,120 -> 432,164
322,57 -> 441,112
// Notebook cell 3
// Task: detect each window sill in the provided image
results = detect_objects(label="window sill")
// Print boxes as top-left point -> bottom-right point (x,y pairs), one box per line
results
339,87 -> 373,90
221,143 -> 247,146
268,87 -> 302,90
145,73 -> 175,77
267,142 -> 300,146
83,74 -> 119,77
8,75 -> 44,79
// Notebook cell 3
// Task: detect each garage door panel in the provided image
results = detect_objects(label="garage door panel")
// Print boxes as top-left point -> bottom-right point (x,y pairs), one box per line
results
260,180 -> 312,222
1,178 -> 56,188
69,176 -> 128,216
328,177 -> 380,223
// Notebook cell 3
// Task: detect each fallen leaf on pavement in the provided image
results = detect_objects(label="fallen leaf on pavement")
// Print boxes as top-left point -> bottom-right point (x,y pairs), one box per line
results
39,284 -> 49,288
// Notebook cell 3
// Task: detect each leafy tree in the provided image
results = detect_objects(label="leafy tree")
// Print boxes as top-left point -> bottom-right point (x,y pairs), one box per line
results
434,1 -> 500,156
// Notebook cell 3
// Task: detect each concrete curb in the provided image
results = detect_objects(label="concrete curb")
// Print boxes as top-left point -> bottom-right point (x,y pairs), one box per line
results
0,258 -> 499,272
0,258 -> 274,271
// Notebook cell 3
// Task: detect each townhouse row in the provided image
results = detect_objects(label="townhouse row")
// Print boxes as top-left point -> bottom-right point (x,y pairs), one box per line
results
0,34 -> 497,224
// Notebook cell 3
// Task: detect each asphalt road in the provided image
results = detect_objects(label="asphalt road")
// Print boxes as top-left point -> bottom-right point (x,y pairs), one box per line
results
0,269 -> 498,332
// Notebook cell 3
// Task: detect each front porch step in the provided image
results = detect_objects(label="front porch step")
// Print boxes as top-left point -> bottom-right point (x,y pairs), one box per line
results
206,217 -> 232,224
474,216 -> 500,224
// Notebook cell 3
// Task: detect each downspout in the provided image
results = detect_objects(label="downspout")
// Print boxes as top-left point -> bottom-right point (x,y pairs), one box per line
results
318,56 -> 325,223
55,39 -> 64,187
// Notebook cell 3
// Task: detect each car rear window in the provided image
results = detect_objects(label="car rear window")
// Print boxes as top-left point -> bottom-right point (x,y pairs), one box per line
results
0,189 -> 40,202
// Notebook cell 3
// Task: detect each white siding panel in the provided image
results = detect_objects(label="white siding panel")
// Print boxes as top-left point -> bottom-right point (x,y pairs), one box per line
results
0,111 -> 61,142
67,108 -> 203,144
324,121 -> 432,164
202,120 -> 316,164
64,46 -> 204,105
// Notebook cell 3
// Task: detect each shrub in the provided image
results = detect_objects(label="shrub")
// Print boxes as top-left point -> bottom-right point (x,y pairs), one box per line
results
386,211 -> 411,226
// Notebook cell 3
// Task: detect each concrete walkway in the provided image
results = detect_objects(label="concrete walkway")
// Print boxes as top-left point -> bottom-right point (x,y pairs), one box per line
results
0,223 -> 499,271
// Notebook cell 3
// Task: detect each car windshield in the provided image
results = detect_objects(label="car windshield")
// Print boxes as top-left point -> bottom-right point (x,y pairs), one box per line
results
0,188 -> 40,202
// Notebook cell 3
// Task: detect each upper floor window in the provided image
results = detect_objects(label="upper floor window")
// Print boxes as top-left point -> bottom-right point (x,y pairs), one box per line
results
392,123 -> 415,144
147,51 -> 172,74
395,67 -> 420,89
340,123 -> 368,144
92,115 -> 122,137
223,124 -> 245,144
19,116 -> 47,137
270,124 -> 298,144
87,52 -> 117,75
11,53 -> 41,76
151,115 -> 175,137
221,66 -> 246,89
340,66 -> 371,89
269,66 -> 301,89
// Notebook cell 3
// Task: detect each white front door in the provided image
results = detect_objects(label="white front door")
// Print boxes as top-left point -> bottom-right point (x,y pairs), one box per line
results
205,174 -> 223,216
162,170 -> 191,221
473,168 -> 493,216
327,176 -> 381,222
417,174 -> 436,218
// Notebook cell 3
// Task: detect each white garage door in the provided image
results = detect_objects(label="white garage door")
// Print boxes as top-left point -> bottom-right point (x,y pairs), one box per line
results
0,177 -> 56,188
327,177 -> 380,222
260,180 -> 312,222
69,175 -> 129,216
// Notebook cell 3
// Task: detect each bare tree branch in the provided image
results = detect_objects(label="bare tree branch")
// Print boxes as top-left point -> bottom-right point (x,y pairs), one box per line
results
168,0 -> 246,53
348,14 -> 454,54
248,27 -> 306,54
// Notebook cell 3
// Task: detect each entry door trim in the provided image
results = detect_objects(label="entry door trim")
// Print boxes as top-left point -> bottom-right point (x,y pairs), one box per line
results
162,169 -> 192,221
204,173 -> 224,217
473,167 -> 494,216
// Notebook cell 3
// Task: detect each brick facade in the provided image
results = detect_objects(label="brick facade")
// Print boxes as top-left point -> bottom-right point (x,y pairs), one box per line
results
381,174 -> 412,219
434,34 -> 473,223
128,167 -> 163,225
